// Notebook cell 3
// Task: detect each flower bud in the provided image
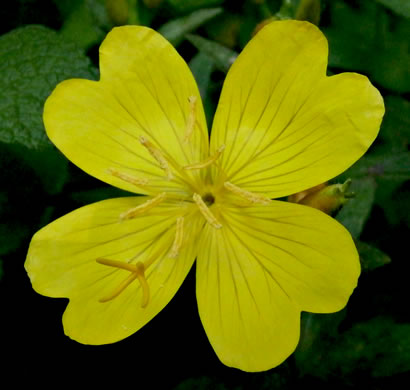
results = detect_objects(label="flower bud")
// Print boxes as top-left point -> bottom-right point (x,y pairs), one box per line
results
289,179 -> 354,215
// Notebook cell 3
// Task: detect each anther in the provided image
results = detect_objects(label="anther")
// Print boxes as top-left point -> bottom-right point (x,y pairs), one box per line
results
139,136 -> 173,180
224,181 -> 272,205
106,168 -> 149,187
193,193 -> 222,229
183,96 -> 197,143
184,145 -> 225,170
96,259 -> 150,308
120,192 -> 167,220
168,217 -> 184,258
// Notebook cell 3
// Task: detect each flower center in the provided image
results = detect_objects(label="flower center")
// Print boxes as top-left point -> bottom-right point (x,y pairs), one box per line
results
202,192 -> 215,206
95,95 -> 271,308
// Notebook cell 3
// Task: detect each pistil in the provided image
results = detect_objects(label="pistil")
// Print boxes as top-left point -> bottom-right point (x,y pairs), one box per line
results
193,193 -> 222,229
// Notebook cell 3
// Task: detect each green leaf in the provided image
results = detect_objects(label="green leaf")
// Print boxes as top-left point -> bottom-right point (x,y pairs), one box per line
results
166,0 -> 223,14
186,34 -> 238,73
173,377 -> 228,390
106,0 -> 130,25
356,240 -> 391,271
189,52 -> 215,127
344,152 -> 410,182
60,3 -> 105,49
324,0 -> 410,92
296,316 -> 410,379
336,176 -> 376,239
276,0 -> 299,19
379,95 -> 410,152
323,1 -> 378,71
189,52 -> 214,100
295,0 -> 321,25
380,183 -> 410,227
0,149 -> 44,255
375,0 -> 410,18
159,8 -> 222,46
295,310 -> 347,372
0,25 -> 97,194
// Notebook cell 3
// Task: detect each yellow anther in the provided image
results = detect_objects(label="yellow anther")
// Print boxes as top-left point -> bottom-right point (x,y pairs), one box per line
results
183,96 -> 197,143
106,168 -> 149,187
96,259 -> 150,308
139,136 -> 173,180
120,192 -> 167,220
168,217 -> 184,258
224,181 -> 272,205
184,145 -> 225,170
193,193 -> 222,229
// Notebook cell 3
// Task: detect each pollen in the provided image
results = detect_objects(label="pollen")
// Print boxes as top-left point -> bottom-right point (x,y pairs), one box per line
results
193,193 -> 222,229
168,217 -> 184,258
106,168 -> 149,187
139,136 -> 173,180
120,192 -> 167,220
224,181 -> 272,205
183,96 -> 197,143
184,145 -> 225,170
96,258 -> 150,308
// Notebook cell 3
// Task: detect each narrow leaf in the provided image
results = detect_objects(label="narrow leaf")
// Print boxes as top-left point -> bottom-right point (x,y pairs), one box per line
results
159,8 -> 222,46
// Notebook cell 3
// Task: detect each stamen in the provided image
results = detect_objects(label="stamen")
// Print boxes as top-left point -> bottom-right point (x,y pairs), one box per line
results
120,192 -> 167,220
97,258 -> 139,272
135,262 -> 150,308
224,181 -> 272,205
168,217 -> 184,258
106,168 -> 149,187
98,272 -> 139,303
184,145 -> 225,170
96,259 -> 150,308
193,193 -> 222,229
183,96 -> 197,143
139,136 -> 173,180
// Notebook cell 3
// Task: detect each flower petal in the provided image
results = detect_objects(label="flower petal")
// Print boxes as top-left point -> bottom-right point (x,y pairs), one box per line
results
196,200 -> 359,372
196,220 -> 300,372
210,20 -> 384,198
25,197 -> 202,344
44,26 -> 208,196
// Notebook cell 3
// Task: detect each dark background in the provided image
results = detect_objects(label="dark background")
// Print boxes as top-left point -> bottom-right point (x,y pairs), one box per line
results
1,0 -> 409,388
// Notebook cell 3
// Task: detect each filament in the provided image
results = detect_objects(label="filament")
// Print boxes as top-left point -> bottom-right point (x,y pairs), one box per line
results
96,259 -> 150,308
139,136 -> 173,180
184,145 -> 225,170
120,192 -> 167,220
183,96 -> 197,143
106,168 -> 149,187
224,181 -> 271,205
168,217 -> 184,258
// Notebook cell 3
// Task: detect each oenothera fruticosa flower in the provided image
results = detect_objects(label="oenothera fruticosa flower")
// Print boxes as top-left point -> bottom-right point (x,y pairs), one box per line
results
25,20 -> 384,372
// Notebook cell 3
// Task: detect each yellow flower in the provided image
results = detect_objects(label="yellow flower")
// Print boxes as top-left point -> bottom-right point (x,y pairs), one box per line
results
25,21 -> 384,372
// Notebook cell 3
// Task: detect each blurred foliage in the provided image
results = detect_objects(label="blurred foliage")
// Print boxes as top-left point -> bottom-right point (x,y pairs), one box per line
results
296,314 -> 410,380
1,0 -> 409,388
